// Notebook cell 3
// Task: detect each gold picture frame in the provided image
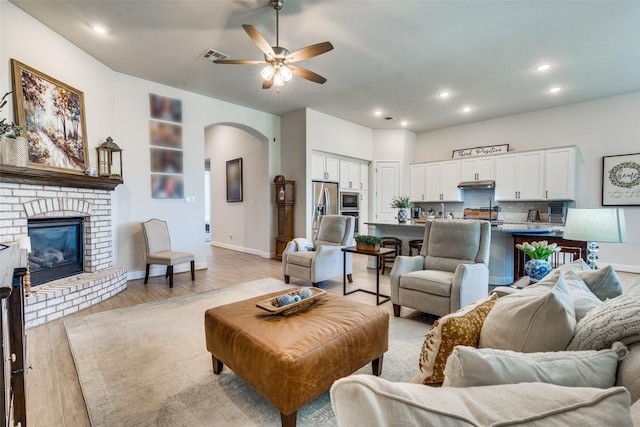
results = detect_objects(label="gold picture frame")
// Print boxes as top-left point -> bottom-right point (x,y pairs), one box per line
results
11,59 -> 89,174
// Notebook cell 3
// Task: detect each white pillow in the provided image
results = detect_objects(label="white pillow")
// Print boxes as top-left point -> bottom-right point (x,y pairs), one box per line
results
442,343 -> 627,388
576,265 -> 623,301
568,287 -> 640,351
479,275 -> 576,352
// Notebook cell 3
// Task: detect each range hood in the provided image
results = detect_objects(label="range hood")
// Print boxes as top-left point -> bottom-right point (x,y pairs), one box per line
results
457,180 -> 495,189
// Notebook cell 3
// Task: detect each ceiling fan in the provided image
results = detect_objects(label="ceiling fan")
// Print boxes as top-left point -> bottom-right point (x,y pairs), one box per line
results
214,0 -> 334,90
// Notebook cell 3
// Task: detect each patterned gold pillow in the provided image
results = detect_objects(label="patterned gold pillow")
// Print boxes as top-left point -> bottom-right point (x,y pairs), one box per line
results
418,293 -> 498,385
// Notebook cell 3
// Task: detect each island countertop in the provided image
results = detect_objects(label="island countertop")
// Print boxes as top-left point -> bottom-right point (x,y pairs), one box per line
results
365,220 -> 562,235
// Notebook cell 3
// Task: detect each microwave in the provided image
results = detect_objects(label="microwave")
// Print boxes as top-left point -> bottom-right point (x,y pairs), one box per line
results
340,192 -> 359,211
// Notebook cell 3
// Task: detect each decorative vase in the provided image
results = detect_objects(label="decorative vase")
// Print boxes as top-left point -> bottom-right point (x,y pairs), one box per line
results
397,208 -> 408,223
524,259 -> 552,281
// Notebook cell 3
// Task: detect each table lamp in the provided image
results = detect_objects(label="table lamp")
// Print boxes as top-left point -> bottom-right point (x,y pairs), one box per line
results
562,208 -> 627,269
17,235 -> 32,295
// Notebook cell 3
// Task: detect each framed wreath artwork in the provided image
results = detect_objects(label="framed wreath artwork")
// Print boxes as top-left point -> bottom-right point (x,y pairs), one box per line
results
602,153 -> 640,206
11,59 -> 89,174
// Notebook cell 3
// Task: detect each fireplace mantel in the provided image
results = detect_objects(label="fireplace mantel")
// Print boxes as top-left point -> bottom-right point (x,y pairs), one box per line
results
0,165 -> 122,191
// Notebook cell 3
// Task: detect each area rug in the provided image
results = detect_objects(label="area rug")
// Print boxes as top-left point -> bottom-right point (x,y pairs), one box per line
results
64,278 -> 429,426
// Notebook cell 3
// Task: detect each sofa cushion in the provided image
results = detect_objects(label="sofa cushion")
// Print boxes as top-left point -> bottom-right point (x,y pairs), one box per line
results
442,343 -> 626,389
418,293 -> 498,385
479,276 -> 576,352
576,265 -> 623,301
330,375 -> 633,427
567,285 -> 640,351
618,341 -> 640,404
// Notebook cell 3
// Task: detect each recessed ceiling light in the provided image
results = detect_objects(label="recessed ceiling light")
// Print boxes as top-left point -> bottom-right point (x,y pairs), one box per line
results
401,121 -> 408,126
462,106 -> 472,113
535,64 -> 551,72
91,24 -> 108,34
548,87 -> 561,93
374,111 -> 382,116
439,91 -> 450,98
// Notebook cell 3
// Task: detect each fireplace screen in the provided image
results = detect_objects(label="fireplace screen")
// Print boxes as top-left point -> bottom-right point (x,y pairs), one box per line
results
28,217 -> 84,286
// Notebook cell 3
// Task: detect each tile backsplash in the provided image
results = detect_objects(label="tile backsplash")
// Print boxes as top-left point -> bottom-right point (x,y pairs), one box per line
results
413,188 -> 567,223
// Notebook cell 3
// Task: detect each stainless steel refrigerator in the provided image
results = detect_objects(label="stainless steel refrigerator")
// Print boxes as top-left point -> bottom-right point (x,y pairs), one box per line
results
312,181 -> 339,235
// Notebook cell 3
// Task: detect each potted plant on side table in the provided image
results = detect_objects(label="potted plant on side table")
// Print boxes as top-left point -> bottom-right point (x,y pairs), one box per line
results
0,91 -> 26,167
390,196 -> 413,223
355,235 -> 382,252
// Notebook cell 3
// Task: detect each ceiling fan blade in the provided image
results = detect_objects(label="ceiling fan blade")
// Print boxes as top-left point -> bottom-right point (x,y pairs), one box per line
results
262,78 -> 274,90
213,59 -> 266,65
285,42 -> 334,63
288,65 -> 327,84
242,24 -> 276,60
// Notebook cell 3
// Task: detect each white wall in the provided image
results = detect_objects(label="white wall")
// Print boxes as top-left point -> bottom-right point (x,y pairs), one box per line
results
1,2 -> 280,277
281,109 -> 308,238
373,129 -> 416,197
416,92 -> 640,271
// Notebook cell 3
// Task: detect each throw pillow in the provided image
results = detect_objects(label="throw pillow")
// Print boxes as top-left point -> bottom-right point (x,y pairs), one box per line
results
479,275 -> 576,352
417,293 -> 498,385
567,286 -> 640,351
442,343 -> 627,389
576,265 -> 623,301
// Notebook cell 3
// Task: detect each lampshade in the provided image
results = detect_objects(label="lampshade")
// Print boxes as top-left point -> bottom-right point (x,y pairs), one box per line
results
260,65 -> 275,81
563,208 -> 627,243
17,235 -> 32,253
279,65 -> 292,81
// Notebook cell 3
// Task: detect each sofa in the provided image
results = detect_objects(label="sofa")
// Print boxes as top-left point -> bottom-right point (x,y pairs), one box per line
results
331,261 -> 640,426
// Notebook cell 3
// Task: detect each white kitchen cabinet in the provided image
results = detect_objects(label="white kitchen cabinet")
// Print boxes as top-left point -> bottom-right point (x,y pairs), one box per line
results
544,147 -> 576,200
339,159 -> 360,190
359,162 -> 369,191
460,156 -> 495,182
312,154 -> 339,181
495,151 -> 544,201
410,163 -> 426,201
425,160 -> 462,202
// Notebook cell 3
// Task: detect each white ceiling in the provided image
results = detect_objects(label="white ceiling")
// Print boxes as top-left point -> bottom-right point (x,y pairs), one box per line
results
10,0 -> 640,133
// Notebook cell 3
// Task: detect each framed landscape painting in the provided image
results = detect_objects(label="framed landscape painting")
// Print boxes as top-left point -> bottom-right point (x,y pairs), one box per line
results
602,153 -> 640,206
11,59 -> 89,174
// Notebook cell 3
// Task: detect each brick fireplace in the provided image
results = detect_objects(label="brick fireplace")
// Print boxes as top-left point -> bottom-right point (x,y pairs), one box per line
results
0,170 -> 127,328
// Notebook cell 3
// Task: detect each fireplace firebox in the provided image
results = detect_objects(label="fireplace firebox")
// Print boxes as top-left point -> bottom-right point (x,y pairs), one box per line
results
28,217 -> 84,286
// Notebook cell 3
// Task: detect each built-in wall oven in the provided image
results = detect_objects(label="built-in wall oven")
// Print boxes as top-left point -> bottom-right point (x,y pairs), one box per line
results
340,192 -> 359,211
341,211 -> 359,235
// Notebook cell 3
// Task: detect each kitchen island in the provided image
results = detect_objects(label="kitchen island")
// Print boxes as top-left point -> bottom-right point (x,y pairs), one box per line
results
365,220 -> 568,285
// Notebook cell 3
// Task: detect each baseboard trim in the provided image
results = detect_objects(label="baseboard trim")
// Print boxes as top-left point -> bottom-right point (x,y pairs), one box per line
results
209,241 -> 272,259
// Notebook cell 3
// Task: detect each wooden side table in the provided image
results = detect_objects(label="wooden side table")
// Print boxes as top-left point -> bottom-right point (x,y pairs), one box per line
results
342,246 -> 395,305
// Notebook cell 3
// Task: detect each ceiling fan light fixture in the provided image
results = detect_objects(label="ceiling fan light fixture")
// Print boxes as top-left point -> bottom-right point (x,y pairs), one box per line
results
279,65 -> 293,82
261,65 -> 275,81
273,73 -> 285,87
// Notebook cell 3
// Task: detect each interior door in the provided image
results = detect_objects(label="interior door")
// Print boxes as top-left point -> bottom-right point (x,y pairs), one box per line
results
375,161 -> 400,222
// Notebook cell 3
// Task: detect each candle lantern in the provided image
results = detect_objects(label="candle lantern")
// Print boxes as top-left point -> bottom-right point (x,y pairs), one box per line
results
96,137 -> 123,179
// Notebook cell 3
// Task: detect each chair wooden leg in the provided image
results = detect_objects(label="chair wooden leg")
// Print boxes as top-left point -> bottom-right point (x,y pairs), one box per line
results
144,264 -> 150,284
347,274 -> 353,283
284,275 -> 290,284
168,266 -> 174,288
280,411 -> 297,427
371,354 -> 384,376
190,260 -> 195,281
165,267 -> 170,278
393,304 -> 401,317
312,282 -> 319,287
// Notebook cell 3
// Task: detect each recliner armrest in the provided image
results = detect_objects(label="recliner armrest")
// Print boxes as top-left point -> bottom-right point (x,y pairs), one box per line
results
451,263 -> 490,310
390,255 -> 425,287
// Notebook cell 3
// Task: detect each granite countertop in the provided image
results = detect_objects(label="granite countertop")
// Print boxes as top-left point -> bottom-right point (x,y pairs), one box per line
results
366,220 -> 565,235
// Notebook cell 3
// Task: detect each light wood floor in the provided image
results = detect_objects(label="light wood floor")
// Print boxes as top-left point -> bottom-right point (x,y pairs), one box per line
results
25,244 -> 413,427
25,245 -> 639,426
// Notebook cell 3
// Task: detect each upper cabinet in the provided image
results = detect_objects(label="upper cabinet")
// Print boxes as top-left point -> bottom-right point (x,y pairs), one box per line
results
460,156 -> 495,182
544,147 -> 576,200
410,163 -> 426,201
425,160 -> 462,202
495,146 -> 576,201
359,163 -> 369,191
312,154 -> 339,182
339,159 -> 360,190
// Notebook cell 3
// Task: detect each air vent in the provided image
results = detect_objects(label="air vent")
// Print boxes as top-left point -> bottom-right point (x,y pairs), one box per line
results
383,116 -> 396,121
201,49 -> 229,62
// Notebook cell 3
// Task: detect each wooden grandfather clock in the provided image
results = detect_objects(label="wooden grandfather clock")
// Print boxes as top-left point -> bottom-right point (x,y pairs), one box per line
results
274,175 -> 295,261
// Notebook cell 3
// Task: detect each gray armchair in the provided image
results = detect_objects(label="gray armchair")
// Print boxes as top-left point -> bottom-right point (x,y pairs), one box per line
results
282,215 -> 355,287
390,220 -> 491,317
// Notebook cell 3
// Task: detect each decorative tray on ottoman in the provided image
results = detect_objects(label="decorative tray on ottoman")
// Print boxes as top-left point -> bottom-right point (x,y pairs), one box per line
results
256,287 -> 326,316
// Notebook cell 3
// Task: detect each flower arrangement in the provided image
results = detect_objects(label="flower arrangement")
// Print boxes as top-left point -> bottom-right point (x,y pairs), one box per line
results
0,92 -> 23,138
515,240 -> 560,260
390,196 -> 413,209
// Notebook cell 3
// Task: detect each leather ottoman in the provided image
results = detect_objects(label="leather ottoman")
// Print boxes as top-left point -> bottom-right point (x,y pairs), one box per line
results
204,290 -> 389,427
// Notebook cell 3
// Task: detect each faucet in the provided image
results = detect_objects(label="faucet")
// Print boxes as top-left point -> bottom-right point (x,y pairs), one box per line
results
440,203 -> 445,219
